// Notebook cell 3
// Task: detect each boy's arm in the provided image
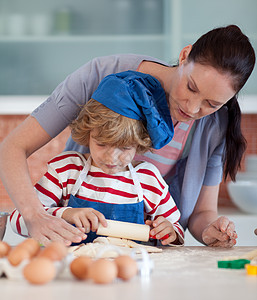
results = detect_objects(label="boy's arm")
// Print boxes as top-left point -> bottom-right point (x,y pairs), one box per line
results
145,185 -> 184,245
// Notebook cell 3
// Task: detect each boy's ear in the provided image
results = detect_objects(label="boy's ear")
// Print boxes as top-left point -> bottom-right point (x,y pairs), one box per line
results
178,45 -> 192,65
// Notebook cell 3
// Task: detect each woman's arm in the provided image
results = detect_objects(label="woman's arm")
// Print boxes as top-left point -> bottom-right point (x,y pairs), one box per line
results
188,184 -> 237,247
0,116 -> 86,245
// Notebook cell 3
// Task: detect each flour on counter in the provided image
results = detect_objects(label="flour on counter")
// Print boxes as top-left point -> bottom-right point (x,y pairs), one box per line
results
69,237 -> 162,258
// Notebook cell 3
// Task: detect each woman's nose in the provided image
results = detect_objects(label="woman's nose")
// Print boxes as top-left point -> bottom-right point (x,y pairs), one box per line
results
186,98 -> 201,114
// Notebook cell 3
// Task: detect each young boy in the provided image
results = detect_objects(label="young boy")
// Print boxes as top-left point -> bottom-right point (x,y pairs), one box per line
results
10,71 -> 184,245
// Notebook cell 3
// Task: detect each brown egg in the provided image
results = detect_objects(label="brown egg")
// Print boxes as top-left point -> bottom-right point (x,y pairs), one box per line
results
89,258 -> 118,284
70,256 -> 92,280
7,246 -> 31,266
19,238 -> 40,257
38,241 -> 67,261
0,241 -> 11,257
23,257 -> 56,285
114,255 -> 138,281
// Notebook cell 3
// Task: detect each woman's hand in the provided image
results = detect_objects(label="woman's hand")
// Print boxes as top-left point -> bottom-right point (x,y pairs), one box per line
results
146,216 -> 178,245
0,116 -> 88,246
25,210 -> 88,247
188,185 -> 237,248
62,208 -> 107,234
202,216 -> 237,247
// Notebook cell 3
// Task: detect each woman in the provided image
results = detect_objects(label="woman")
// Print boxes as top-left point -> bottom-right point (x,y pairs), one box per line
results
0,25 -> 255,247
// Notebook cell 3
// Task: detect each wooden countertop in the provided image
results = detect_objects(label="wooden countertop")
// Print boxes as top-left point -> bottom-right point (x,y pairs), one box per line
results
1,246 -> 257,300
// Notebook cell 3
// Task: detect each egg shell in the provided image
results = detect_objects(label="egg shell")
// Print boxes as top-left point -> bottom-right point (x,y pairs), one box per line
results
38,241 -> 67,261
18,238 -> 40,257
23,257 -> 56,285
0,241 -> 11,257
70,256 -> 92,280
114,255 -> 138,281
89,258 -> 118,284
7,247 -> 31,266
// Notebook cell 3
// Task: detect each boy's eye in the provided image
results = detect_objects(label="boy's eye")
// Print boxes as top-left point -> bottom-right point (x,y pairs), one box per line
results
96,143 -> 106,147
121,147 -> 132,150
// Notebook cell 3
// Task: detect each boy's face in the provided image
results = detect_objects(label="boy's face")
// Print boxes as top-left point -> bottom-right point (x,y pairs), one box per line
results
89,131 -> 137,175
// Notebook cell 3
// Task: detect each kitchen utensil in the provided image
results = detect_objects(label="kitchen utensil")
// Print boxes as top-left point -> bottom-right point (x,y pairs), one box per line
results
97,219 -> 169,242
6,14 -> 27,36
235,171 -> 257,182
30,14 -> 52,36
227,180 -> 257,214
246,155 -> 257,173
97,220 -> 150,242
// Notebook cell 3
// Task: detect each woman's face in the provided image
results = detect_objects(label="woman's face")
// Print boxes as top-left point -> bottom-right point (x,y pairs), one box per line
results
167,58 -> 236,122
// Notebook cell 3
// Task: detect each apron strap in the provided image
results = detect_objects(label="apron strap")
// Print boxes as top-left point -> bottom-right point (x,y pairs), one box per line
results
70,156 -> 92,196
128,163 -> 144,203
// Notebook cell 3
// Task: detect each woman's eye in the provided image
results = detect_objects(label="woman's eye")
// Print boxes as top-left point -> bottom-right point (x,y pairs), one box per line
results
207,101 -> 218,109
187,83 -> 196,93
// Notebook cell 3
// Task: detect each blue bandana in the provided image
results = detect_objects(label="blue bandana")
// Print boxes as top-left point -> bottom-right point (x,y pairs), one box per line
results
91,70 -> 174,149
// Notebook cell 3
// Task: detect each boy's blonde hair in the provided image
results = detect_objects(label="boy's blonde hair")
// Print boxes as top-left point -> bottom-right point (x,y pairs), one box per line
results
70,99 -> 152,153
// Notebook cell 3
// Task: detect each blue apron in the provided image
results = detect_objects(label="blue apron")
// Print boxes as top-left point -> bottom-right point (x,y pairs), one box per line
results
68,156 -> 145,243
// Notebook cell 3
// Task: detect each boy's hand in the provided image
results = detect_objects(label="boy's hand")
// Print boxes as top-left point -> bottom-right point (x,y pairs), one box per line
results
146,216 -> 178,245
62,208 -> 107,233
202,216 -> 237,247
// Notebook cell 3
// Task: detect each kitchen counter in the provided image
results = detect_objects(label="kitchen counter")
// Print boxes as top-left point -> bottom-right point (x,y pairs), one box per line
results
1,246 -> 257,300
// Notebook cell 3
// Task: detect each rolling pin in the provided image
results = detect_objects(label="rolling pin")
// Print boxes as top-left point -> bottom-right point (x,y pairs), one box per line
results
96,219 -> 169,242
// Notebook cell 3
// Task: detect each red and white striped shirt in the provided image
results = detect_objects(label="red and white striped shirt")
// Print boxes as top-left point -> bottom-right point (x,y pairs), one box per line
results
10,151 -> 184,242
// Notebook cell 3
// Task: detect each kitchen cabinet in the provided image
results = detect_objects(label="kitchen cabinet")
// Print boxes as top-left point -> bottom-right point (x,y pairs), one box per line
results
0,0 -> 166,96
0,0 -> 256,97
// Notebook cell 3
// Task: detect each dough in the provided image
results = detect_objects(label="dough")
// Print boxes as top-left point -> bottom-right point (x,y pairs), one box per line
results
68,237 -> 162,258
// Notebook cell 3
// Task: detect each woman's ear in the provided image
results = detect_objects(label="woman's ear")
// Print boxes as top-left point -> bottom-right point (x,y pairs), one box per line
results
178,45 -> 192,65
